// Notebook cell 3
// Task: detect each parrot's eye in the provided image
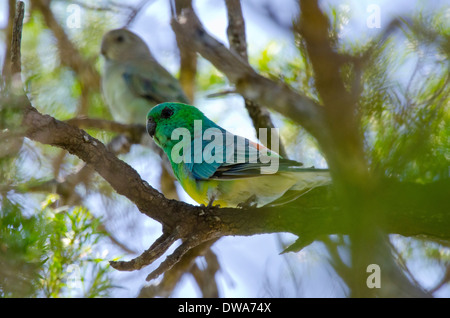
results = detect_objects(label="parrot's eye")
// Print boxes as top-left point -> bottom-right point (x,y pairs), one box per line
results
116,35 -> 125,43
161,107 -> 174,119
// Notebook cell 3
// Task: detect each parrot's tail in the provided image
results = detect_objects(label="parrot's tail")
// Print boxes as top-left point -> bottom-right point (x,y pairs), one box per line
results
290,168 -> 332,191
267,168 -> 331,207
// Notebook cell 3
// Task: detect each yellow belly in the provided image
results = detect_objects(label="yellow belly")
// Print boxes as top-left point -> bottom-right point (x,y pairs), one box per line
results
179,173 -> 298,208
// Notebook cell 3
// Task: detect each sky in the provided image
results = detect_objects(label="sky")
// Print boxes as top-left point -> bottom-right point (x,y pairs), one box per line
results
1,0 -> 449,298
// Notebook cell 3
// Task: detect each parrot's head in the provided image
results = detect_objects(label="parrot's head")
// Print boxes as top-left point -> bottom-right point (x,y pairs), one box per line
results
101,29 -> 153,62
147,102 -> 215,152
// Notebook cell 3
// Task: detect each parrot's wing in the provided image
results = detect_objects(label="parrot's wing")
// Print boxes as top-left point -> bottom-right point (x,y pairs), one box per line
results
184,129 -> 226,180
211,159 -> 304,179
186,130 -> 303,180
122,61 -> 190,105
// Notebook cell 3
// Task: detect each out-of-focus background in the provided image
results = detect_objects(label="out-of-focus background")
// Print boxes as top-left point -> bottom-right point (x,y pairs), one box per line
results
0,0 -> 448,297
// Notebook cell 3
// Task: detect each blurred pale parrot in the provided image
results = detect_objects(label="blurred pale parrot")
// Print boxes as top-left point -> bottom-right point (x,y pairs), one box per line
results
146,102 -> 331,208
100,28 -> 189,124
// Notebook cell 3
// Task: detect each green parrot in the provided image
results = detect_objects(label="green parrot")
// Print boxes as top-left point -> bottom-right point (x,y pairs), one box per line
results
147,102 -> 331,208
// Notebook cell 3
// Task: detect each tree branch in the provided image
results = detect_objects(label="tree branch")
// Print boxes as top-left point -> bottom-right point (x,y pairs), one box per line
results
173,0 -> 197,103
170,7 -> 328,145
1,0 -> 16,83
294,0 -> 368,180
10,1 -> 24,76
138,239 -> 219,297
110,230 -> 180,271
65,117 -> 146,144
225,0 -> 287,157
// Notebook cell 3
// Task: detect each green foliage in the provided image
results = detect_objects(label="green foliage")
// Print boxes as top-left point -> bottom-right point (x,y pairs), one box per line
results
251,41 -> 316,100
195,58 -> 228,93
0,194 -> 113,298
0,199 -> 48,297
0,3 -> 124,298
0,101 -> 24,186
41,196 -> 113,297
358,16 -> 449,182
250,42 -> 323,165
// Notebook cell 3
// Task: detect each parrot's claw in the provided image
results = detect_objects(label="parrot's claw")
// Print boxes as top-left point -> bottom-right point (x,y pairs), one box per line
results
205,196 -> 218,208
237,195 -> 258,209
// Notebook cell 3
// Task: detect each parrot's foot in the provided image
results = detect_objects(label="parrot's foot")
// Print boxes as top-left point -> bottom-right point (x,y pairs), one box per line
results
237,195 -> 258,209
206,196 -> 220,209
201,196 -> 219,209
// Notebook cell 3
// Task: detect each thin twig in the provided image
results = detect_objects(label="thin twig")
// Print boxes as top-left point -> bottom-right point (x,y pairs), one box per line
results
137,238 -> 219,297
225,0 -> 287,157
111,231 -> 180,271
173,0 -> 197,102
11,1 -> 24,75
65,117 -> 146,143
146,237 -> 202,281
124,0 -> 155,27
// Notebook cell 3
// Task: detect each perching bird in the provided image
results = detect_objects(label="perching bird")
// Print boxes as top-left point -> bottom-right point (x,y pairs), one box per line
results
146,102 -> 331,208
100,28 -> 189,124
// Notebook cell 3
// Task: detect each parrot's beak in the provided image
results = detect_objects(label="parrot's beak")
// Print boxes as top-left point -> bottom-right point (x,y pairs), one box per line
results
146,117 -> 156,138
100,39 -> 108,58
100,44 -> 107,58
